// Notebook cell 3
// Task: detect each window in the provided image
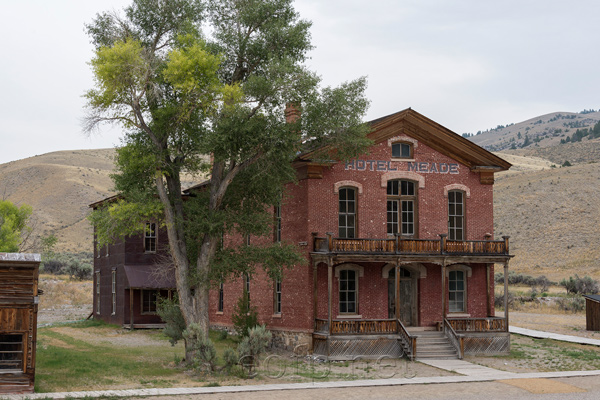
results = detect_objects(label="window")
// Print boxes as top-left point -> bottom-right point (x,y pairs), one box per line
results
387,180 -> 417,236
339,269 -> 357,314
218,282 -> 224,312
0,334 -> 24,371
449,270 -> 466,313
141,289 -> 159,314
391,142 -> 412,158
244,273 -> 251,310
95,271 -> 101,314
274,205 -> 281,242
338,187 -> 356,238
144,222 -> 157,253
448,191 -> 465,241
274,279 -> 282,315
111,270 -> 116,315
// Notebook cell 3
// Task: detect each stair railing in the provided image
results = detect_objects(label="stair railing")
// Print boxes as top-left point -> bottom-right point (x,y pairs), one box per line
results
443,318 -> 464,359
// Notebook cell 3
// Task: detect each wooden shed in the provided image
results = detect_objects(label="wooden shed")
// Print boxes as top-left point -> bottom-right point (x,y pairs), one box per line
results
584,295 -> 600,331
0,253 -> 40,394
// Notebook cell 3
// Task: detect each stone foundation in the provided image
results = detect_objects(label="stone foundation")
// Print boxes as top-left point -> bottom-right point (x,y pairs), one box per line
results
270,329 -> 313,352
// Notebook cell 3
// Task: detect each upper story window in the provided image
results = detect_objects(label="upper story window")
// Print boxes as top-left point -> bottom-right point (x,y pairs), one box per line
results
274,205 -> 281,243
448,190 -> 465,241
391,142 -> 413,159
144,222 -> 157,253
387,180 -> 417,236
338,187 -> 356,238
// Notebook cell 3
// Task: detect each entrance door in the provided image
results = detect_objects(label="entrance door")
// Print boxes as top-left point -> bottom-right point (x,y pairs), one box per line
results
399,279 -> 414,326
388,267 -> 417,326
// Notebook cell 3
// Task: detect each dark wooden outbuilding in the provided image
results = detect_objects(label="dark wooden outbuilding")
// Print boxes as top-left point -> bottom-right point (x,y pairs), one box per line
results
0,253 -> 40,394
584,295 -> 600,331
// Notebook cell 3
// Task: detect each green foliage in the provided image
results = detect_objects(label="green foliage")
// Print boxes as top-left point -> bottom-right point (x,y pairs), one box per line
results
0,200 -> 33,252
236,325 -> 271,374
231,289 -> 258,337
85,0 -> 371,337
156,295 -> 187,346
562,160 -> 572,167
559,275 -> 599,295
556,296 -> 586,313
183,323 -> 218,372
65,260 -> 93,281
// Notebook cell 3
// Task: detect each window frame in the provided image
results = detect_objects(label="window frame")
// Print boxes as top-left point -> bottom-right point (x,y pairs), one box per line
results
391,141 -> 413,159
144,222 -> 157,253
274,279 -> 282,315
217,282 -> 224,313
111,270 -> 116,315
141,289 -> 159,315
338,187 -> 357,238
338,269 -> 358,315
0,334 -> 25,372
448,190 -> 465,241
448,270 -> 467,313
95,271 -> 101,314
386,179 -> 418,237
274,204 -> 282,243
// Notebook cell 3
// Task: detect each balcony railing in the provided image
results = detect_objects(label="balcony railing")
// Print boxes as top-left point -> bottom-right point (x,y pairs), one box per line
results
313,234 -> 509,256
445,317 -> 508,332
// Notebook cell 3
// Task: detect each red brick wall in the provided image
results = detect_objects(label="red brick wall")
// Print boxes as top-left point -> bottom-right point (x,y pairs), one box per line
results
209,135 -> 499,332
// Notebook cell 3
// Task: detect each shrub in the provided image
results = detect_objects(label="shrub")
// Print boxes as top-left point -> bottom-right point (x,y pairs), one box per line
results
534,275 -> 551,292
42,260 -> 66,275
156,295 -> 186,346
232,289 -> 258,337
556,296 -> 585,313
66,261 -> 92,280
237,325 -> 271,375
183,323 -> 218,372
560,275 -> 599,295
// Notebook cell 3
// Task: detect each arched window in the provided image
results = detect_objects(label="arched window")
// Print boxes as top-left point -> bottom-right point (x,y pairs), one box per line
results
387,180 -> 417,236
448,190 -> 465,240
338,187 -> 357,238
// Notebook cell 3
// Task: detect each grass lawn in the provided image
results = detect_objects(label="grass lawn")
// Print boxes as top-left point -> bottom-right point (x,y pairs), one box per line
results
34,320 -> 237,392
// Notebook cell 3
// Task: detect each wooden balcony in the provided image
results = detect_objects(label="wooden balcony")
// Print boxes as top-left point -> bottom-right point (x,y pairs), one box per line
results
313,234 -> 509,256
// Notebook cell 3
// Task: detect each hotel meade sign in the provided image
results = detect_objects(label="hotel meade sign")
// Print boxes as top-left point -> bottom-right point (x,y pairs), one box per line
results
344,160 -> 459,174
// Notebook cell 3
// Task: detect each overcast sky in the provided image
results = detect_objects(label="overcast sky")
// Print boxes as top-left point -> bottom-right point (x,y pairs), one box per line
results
1,0 -> 599,164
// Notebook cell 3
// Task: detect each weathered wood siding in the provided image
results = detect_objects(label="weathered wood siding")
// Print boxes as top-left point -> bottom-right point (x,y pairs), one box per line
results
586,298 -> 600,331
0,254 -> 40,394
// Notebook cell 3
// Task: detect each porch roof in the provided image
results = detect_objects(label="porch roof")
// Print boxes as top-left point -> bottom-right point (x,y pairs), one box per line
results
124,264 -> 176,289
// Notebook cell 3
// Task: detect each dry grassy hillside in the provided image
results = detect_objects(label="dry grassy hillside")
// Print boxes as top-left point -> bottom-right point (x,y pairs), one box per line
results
504,138 -> 600,166
494,157 -> 600,281
470,111 -> 600,151
0,149 -> 116,253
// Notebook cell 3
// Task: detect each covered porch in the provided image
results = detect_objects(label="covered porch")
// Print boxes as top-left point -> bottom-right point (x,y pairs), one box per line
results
310,234 -> 512,360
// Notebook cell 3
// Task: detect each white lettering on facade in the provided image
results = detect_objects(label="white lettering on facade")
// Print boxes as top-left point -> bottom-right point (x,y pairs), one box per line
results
345,160 -> 459,174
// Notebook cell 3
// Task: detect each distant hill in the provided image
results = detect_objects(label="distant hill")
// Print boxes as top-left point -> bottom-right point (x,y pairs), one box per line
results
1,115 -> 599,281
0,149 -> 116,253
467,110 -> 600,152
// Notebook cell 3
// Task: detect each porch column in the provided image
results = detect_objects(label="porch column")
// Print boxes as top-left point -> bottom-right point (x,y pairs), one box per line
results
327,261 -> 333,335
313,262 -> 318,327
441,263 -> 446,321
486,263 -> 492,316
130,288 -> 134,330
503,262 -> 509,331
395,263 -> 400,321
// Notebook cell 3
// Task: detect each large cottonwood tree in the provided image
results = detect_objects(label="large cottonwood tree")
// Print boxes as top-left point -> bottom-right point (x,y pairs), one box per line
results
85,0 -> 371,348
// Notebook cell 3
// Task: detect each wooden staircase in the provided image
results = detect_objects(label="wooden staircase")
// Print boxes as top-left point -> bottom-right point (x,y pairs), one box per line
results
414,331 -> 458,360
